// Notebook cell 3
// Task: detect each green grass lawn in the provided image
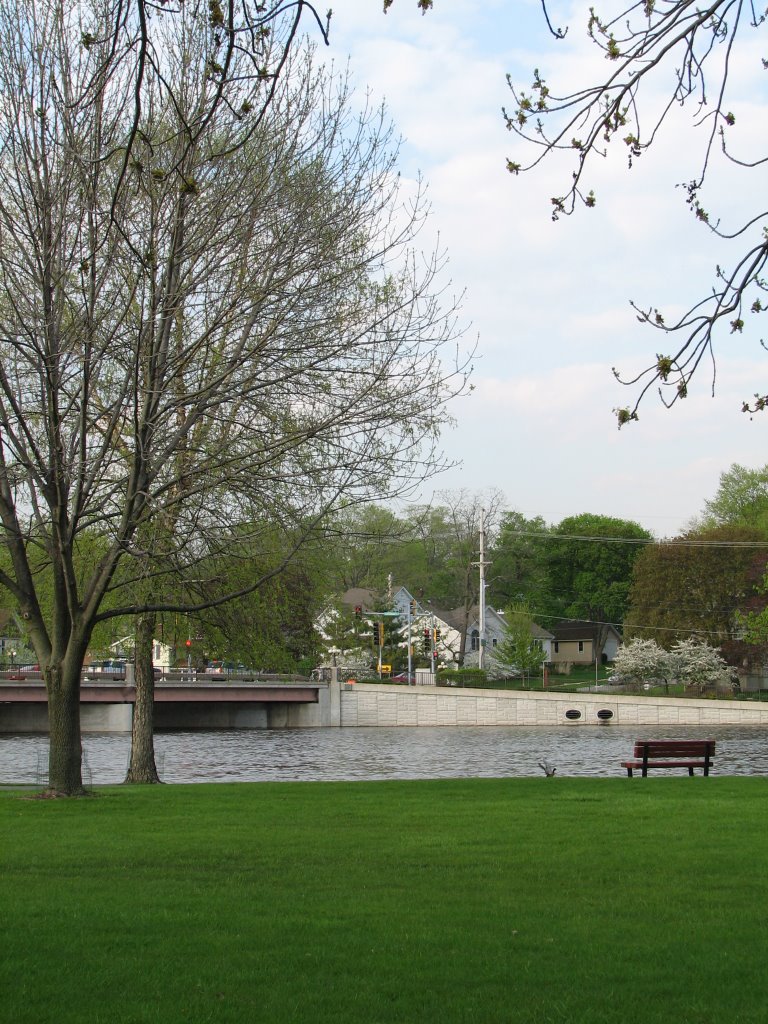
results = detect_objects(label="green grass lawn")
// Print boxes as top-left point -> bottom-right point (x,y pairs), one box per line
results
2,778 -> 767,1024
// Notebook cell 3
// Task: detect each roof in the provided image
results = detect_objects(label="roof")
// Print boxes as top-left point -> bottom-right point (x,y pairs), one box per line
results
550,619 -> 621,642
339,588 -> 379,611
462,605 -> 554,640
530,621 -> 555,641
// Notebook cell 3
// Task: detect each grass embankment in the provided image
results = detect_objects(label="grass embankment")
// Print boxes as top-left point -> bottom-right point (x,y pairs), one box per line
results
2,778 -> 767,1024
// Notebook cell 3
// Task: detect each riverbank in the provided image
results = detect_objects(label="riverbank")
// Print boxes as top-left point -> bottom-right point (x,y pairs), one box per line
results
3,778 -> 767,1023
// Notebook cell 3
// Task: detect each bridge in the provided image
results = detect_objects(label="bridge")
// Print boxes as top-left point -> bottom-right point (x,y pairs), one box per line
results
0,675 -> 334,732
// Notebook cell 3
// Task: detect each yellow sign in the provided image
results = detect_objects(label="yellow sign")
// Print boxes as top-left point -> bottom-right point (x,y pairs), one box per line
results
381,664 -> 392,673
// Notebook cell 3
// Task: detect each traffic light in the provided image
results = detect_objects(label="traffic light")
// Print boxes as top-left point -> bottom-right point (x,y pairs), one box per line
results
422,628 -> 430,653
354,605 -> 362,620
409,599 -> 417,617
434,628 -> 441,642
372,622 -> 384,646
185,639 -> 192,648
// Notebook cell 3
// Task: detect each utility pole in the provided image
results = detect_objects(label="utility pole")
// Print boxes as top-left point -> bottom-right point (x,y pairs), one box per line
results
378,621 -> 383,678
407,598 -> 415,685
477,508 -> 490,671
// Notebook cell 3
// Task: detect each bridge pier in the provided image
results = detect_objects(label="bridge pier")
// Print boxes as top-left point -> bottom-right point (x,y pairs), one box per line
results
268,680 -> 341,727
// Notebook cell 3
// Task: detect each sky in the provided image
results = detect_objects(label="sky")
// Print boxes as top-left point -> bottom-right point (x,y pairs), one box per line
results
315,0 -> 767,537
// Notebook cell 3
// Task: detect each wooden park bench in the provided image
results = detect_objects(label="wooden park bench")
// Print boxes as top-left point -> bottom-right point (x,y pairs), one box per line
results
621,739 -> 716,777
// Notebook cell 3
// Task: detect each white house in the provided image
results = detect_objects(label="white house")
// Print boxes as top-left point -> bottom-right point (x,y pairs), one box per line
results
105,636 -> 175,670
391,587 -> 462,666
463,607 -> 554,676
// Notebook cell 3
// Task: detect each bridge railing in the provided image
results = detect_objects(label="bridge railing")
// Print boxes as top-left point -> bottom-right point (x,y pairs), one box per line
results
0,668 -> 312,685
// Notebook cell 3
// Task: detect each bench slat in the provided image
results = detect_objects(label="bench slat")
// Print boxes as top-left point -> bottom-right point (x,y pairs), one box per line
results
622,760 -> 708,769
622,739 -> 716,777
634,741 -> 715,757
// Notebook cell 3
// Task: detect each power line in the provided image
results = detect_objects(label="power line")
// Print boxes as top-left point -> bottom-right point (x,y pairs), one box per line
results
532,611 -> 747,640
505,530 -> 768,548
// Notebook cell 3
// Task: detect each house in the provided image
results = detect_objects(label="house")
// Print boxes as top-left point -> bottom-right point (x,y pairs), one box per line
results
315,585 -> 463,670
549,620 -> 621,667
316,586 -> 561,676
315,587 -> 377,640
329,584 -> 463,667
102,636 -> 176,670
395,591 -> 556,673
314,587 -> 381,669
391,588 -> 463,665
463,607 -> 554,676
463,606 -> 508,664
338,587 -> 379,615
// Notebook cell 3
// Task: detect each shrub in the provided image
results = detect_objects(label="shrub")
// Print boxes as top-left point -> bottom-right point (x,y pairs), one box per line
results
438,668 -> 488,687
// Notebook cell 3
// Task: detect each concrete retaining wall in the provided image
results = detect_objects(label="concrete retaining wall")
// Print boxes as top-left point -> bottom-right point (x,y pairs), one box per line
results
3,681 -> 766,732
340,682 -> 768,728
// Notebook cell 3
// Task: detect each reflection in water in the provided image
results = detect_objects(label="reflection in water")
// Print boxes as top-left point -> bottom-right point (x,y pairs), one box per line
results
2,725 -> 767,785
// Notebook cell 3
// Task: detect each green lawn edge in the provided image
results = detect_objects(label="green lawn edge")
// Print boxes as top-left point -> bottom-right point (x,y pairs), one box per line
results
3,777 -> 767,1024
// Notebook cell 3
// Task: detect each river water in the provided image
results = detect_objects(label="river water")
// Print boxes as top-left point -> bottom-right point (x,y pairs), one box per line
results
2,725 -> 767,785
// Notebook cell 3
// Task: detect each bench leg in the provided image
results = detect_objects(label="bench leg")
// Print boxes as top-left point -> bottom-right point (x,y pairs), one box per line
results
688,767 -> 694,776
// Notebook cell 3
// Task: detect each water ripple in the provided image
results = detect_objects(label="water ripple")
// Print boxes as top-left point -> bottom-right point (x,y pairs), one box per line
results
2,724 -> 767,785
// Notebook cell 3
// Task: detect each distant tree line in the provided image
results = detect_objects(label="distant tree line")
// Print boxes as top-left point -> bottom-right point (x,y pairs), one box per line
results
6,467 -> 768,686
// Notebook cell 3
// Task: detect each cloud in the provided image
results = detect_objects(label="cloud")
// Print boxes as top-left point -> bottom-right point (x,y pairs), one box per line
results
321,1 -> 768,535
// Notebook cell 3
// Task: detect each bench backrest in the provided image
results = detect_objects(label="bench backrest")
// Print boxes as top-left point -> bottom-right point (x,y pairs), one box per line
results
634,740 -> 716,759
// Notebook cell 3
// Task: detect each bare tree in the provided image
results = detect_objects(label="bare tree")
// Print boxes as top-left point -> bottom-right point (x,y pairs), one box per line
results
0,0 -> 470,794
504,0 -> 767,422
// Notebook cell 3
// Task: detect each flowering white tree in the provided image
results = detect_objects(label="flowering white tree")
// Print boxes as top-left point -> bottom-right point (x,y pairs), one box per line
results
614,637 -> 731,695
613,639 -> 673,692
669,638 -> 731,695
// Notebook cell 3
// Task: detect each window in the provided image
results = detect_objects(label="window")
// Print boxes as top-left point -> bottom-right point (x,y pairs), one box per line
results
554,642 -> 559,653
492,638 -> 497,647
578,641 -> 584,653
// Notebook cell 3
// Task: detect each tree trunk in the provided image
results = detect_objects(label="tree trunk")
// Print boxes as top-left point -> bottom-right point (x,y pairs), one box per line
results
125,611 -> 161,784
594,622 -> 609,669
46,663 -> 84,796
